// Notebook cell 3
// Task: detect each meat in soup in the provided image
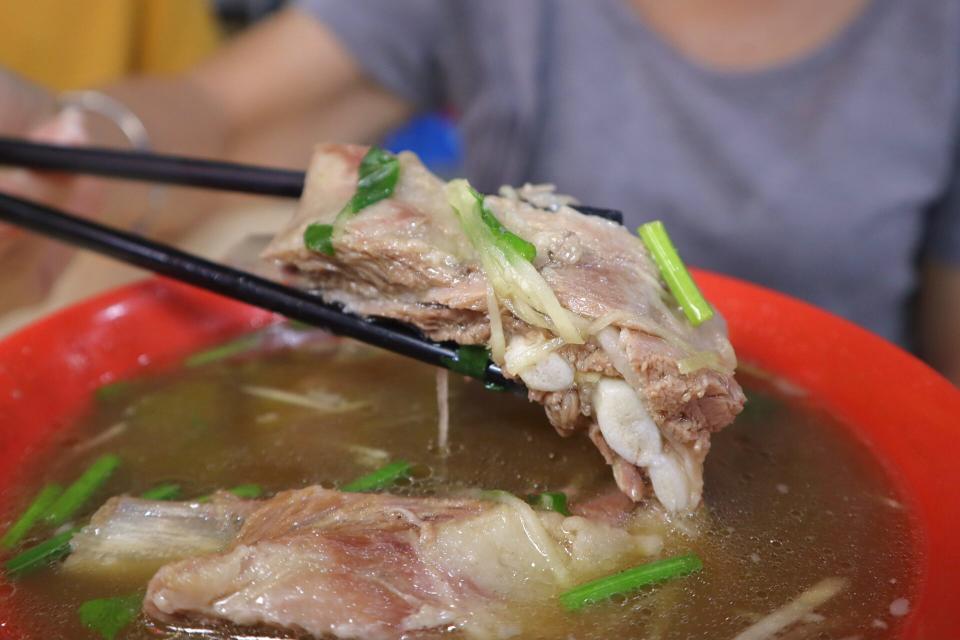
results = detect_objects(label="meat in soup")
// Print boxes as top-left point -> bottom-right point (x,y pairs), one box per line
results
0,333 -> 917,639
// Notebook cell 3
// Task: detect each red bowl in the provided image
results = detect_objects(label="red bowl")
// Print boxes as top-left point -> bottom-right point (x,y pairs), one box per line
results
0,274 -> 958,637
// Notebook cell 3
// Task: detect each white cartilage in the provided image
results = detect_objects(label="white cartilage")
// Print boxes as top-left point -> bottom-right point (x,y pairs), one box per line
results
505,336 -> 574,392
593,378 -> 701,512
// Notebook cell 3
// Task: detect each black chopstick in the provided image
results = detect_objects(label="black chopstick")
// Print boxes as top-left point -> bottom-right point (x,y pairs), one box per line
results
0,137 -> 304,198
0,137 -> 624,224
0,192 -> 522,392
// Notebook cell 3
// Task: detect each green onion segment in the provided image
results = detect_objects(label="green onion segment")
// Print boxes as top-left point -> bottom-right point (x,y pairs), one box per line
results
526,491 -> 570,516
345,147 -> 401,213
304,146 -> 400,256
0,484 -> 62,549
226,483 -> 263,499
342,460 -> 412,493
559,553 -> 703,611
478,199 -> 537,262
4,528 -> 79,578
186,333 -> 261,367
447,180 -> 583,344
304,223 -> 335,256
441,345 -> 491,379
140,483 -> 182,501
637,221 -> 714,326
44,454 -> 120,528
78,592 -> 144,640
94,381 -> 133,403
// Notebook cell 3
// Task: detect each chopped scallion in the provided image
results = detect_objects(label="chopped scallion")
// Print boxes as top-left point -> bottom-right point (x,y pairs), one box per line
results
4,528 -> 78,577
78,592 -> 143,640
526,491 -> 570,516
478,197 -> 537,262
447,180 -> 583,344
304,223 -> 335,256
304,147 -> 399,256
346,147 -> 401,213
342,461 -> 412,493
140,483 -> 181,501
44,454 -> 121,527
0,484 -> 62,549
637,221 -> 714,326
94,381 -> 133,403
185,333 -> 261,367
226,483 -> 262,499
441,345 -> 491,379
559,553 -> 703,611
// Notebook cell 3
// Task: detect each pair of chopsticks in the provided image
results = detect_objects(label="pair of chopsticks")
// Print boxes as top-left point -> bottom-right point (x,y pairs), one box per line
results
0,137 -> 624,390
0,138 -> 625,223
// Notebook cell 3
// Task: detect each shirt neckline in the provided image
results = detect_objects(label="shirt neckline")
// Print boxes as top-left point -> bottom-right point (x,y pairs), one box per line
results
605,0 -> 890,86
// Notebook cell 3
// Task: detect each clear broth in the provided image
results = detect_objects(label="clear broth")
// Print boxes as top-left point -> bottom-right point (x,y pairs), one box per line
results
0,334 -> 918,639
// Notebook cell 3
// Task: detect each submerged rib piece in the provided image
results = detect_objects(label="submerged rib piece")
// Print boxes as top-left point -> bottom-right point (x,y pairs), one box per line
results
79,488 -> 664,639
263,145 -> 745,511
64,493 -> 255,579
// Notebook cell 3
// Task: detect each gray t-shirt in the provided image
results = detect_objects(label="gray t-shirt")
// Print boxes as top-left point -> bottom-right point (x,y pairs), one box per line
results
296,0 -> 960,345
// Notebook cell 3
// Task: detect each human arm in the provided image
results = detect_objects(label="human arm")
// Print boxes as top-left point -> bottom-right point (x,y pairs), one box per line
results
0,7 -> 413,222
104,7 -> 412,160
0,6 -> 415,315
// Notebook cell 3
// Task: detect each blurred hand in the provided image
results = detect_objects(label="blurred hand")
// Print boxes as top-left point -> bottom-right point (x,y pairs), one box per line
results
0,67 -> 56,135
0,69 -> 104,312
0,107 -> 104,219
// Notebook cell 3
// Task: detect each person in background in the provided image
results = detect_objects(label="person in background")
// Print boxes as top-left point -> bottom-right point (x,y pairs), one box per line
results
0,0 -> 220,310
0,0 -> 958,384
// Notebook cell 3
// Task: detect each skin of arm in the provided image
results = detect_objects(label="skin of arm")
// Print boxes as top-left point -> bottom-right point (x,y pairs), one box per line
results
917,262 -> 960,386
92,7 -> 412,233
105,7 -> 412,160
0,7 -> 412,314
0,8 -> 412,226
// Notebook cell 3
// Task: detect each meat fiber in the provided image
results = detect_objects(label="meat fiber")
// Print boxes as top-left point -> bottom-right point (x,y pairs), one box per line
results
262,145 -> 745,511
69,488 -> 662,639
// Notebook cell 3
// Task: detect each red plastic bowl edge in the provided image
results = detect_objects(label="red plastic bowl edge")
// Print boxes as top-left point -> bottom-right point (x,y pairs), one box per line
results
0,273 -> 957,638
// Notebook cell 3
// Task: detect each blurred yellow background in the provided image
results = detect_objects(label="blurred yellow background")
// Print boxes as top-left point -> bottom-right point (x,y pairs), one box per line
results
1,0 -> 220,89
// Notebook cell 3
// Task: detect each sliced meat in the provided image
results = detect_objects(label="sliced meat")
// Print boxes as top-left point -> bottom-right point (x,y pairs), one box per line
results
64,492 -> 255,580
66,488 -> 662,639
570,485 -> 644,526
588,423 -> 647,503
263,145 -> 746,511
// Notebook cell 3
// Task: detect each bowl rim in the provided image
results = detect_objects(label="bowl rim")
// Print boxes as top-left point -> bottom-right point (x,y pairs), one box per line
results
0,273 -> 957,637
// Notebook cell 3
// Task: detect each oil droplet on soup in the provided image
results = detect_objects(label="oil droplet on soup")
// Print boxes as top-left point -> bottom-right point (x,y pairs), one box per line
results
0,338 -> 918,639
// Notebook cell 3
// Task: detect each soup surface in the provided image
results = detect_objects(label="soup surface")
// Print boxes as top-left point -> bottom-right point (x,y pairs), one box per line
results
0,327 -> 917,639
